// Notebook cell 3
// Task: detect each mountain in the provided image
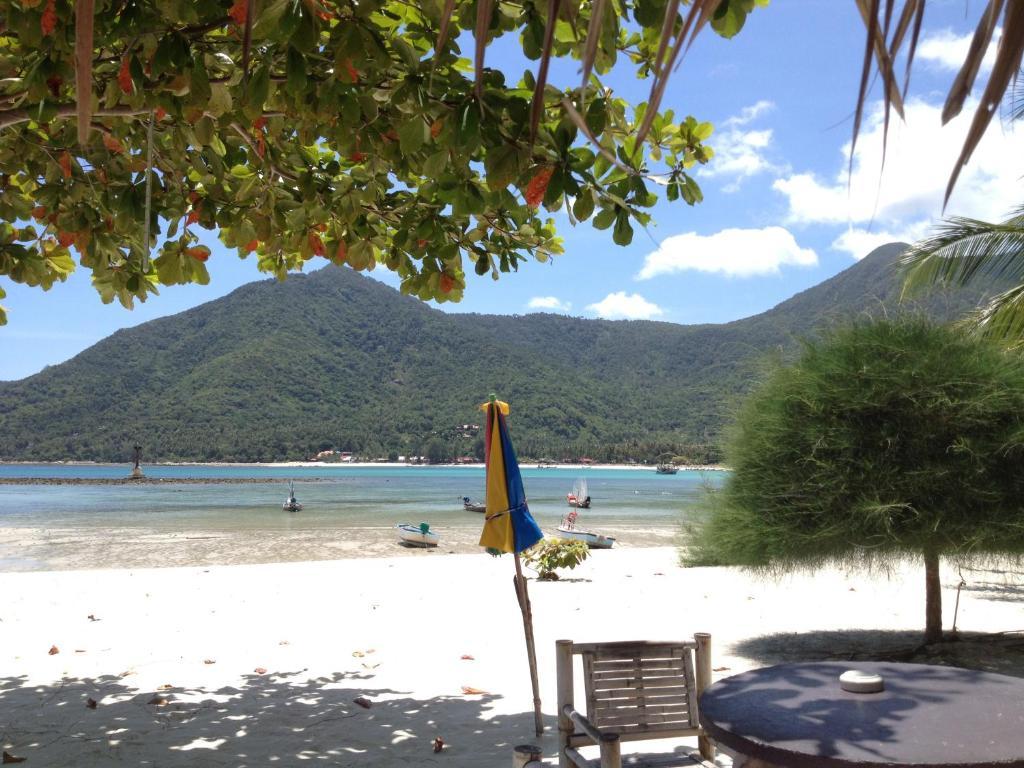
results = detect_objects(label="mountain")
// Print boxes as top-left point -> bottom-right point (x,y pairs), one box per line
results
0,243 -> 997,463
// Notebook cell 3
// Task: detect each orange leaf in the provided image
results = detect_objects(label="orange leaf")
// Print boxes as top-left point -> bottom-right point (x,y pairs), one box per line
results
48,644 -> 59,655
430,119 -> 444,138
333,240 -> 347,264
58,151 -> 72,179
186,209 -> 200,226
461,686 -> 488,695
31,206 -> 48,220
155,107 -> 167,121
228,0 -> 247,25
439,273 -> 454,294
57,231 -> 75,248
254,667 -> 267,674
344,59 -> 359,82
308,232 -> 325,257
118,57 -> 133,94
40,0 -> 57,36
243,239 -> 259,254
524,167 -> 553,208
102,133 -> 125,154
187,247 -> 210,262
252,116 -> 267,131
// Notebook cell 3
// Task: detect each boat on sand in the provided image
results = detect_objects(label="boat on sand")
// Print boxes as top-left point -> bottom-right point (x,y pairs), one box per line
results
396,522 -> 440,548
557,509 -> 614,549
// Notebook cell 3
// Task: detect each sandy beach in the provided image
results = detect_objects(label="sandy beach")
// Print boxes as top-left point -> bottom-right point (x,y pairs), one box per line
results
2,547 -> 1023,766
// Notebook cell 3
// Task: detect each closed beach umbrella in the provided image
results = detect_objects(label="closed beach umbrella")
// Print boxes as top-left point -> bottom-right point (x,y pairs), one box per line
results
479,396 -> 545,736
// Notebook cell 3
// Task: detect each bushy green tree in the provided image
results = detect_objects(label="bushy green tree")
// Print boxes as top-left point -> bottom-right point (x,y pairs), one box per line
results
689,318 -> 1024,643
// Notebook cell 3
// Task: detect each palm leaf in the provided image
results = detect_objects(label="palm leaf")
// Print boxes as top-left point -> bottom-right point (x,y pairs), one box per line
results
530,0 -> 563,143
580,0 -> 609,95
75,0 -> 95,146
967,282 -> 1024,341
634,0 -> 716,149
850,0 -> 881,178
945,1 -> 1024,207
435,0 -> 457,55
901,205 -> 1024,296
474,0 -> 494,99
942,0 -> 1004,124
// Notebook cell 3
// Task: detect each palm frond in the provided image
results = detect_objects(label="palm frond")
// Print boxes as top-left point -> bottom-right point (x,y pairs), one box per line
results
474,0 -> 494,99
580,0 -> 609,96
945,2 -> 1024,207
435,0 -> 457,55
942,0 -> 1004,124
900,207 -> 1024,298
967,282 -> 1024,341
529,0 -> 563,143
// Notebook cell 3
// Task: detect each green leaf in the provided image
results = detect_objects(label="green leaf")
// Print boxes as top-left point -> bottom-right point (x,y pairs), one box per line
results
484,145 -> 523,191
612,210 -> 633,245
573,191 -> 595,221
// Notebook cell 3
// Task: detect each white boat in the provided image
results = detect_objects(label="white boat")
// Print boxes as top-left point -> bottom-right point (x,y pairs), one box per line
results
396,522 -> 440,548
283,481 -> 302,512
655,464 -> 679,475
557,510 -> 615,549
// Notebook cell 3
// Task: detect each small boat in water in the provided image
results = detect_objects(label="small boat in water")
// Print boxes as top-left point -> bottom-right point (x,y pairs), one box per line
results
462,496 -> 486,513
283,481 -> 302,512
655,464 -> 679,475
396,522 -> 440,548
566,477 -> 591,508
557,509 -> 614,549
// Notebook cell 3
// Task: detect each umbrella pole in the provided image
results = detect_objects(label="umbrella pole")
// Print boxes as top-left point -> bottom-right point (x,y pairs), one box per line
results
514,552 -> 543,737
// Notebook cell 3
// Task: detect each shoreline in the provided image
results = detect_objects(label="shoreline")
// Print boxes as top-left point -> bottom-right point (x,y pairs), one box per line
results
0,460 -> 728,472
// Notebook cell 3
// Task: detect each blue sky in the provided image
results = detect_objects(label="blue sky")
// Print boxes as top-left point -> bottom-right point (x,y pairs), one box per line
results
3,0 -> 1022,380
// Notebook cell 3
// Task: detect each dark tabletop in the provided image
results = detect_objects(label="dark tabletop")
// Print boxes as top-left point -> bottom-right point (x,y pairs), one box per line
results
698,661 -> 1024,768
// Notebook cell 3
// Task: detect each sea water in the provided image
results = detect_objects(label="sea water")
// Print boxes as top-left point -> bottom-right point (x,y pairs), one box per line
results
0,465 -> 723,571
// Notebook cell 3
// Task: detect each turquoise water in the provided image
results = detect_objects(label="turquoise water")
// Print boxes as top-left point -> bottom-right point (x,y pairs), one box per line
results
0,464 -> 724,570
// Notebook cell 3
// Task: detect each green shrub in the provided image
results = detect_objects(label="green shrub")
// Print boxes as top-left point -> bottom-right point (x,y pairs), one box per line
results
524,538 -> 590,581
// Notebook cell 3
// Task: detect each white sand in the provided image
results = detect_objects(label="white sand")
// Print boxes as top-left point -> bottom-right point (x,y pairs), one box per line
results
1,548 -> 1021,766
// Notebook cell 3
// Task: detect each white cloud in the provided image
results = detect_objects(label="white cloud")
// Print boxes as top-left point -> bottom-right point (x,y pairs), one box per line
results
917,27 -> 1000,72
527,296 -> 571,312
586,292 -> 664,320
772,97 -> 1024,258
704,101 -> 782,191
724,100 -> 775,127
831,222 -> 933,261
636,226 -> 818,279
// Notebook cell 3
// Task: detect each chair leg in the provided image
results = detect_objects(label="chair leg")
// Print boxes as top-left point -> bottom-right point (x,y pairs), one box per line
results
598,734 -> 621,768
556,640 -> 574,768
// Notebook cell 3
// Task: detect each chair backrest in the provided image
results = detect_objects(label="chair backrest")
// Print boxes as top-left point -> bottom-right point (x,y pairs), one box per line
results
576,640 -> 700,739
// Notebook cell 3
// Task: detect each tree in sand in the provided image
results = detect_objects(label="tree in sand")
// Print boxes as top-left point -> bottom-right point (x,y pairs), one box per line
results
688,318 -> 1024,644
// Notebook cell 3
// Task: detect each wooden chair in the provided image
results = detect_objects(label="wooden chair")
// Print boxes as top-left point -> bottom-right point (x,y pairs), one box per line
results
556,635 -> 715,768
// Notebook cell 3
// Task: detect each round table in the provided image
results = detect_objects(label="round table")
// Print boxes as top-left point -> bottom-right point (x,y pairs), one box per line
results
698,661 -> 1024,768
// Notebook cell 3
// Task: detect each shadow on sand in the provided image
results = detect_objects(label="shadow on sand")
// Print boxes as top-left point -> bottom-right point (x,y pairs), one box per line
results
731,629 -> 1024,677
0,670 -> 554,767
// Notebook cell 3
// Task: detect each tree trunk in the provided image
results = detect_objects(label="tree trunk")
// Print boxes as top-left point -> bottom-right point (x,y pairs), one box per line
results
924,548 -> 942,644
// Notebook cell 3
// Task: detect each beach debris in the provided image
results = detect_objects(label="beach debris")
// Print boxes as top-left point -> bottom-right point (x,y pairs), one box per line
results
279,640 -> 290,646
654,572 -> 665,576
353,696 -> 372,709
157,683 -> 173,690
361,663 -> 379,670
203,659 -> 216,665
254,667 -> 267,675
432,737 -> 445,753
87,614 -> 99,622
47,645 -> 59,656
713,666 -> 731,672
119,670 -> 136,678
147,696 -> 169,706
75,649 -> 86,653
86,697 -> 98,709
351,651 -> 365,658
460,655 -> 475,661
461,686 -> 488,695
2,751 -> 26,763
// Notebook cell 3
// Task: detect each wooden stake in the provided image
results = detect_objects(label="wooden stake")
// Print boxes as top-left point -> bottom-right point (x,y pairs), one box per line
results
514,552 -> 543,737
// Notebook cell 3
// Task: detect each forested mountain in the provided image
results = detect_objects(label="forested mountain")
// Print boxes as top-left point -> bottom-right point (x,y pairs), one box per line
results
0,243 -> 996,463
